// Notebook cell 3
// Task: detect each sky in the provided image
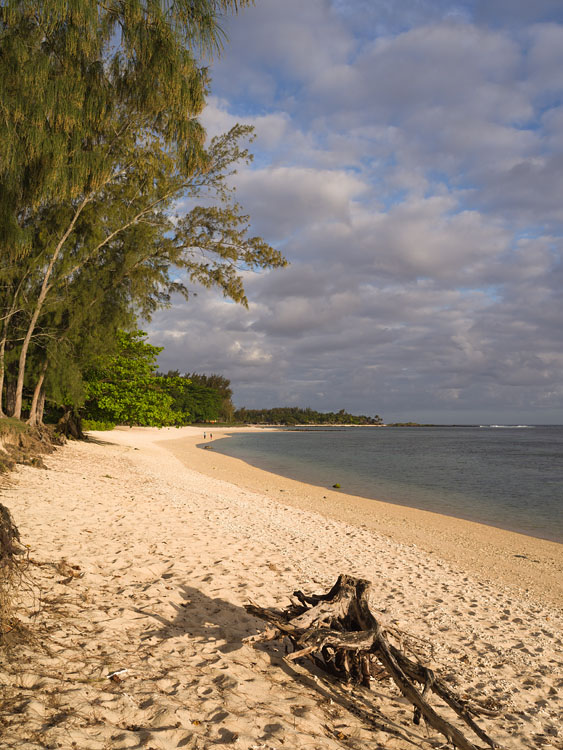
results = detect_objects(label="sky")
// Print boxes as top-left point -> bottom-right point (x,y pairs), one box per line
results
150,0 -> 563,424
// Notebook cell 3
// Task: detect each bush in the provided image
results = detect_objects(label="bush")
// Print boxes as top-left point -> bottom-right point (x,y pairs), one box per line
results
82,420 -> 115,431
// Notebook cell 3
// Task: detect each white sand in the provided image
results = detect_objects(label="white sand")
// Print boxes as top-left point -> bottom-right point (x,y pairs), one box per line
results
1,425 -> 562,750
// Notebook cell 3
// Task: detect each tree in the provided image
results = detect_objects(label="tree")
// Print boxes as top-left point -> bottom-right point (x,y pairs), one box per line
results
1,1 -> 284,421
163,373 -> 224,422
187,372 -> 234,421
1,0 -> 208,414
83,331 -> 190,427
15,122 -> 284,424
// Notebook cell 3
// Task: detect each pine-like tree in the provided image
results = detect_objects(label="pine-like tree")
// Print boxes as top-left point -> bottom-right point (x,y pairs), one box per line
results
0,1 -> 286,421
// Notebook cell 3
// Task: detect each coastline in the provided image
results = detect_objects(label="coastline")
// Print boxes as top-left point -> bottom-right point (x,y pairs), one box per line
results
161,426 -> 563,609
1,425 -> 562,749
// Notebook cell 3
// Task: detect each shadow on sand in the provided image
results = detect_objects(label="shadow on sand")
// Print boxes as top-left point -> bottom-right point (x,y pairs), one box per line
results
135,583 -> 439,748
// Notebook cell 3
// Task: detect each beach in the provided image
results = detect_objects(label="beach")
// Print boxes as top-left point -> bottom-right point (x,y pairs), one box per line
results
1,425 -> 562,749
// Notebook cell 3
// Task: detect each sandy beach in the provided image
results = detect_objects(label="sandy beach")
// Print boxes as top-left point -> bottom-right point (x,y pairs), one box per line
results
1,425 -> 562,749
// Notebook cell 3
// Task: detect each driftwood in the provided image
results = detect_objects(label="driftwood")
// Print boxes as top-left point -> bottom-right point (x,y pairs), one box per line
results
244,574 -> 502,750
0,503 -> 24,643
0,504 -> 21,560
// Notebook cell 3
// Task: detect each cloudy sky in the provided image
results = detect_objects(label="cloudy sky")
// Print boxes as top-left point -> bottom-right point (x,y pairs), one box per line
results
151,0 -> 563,424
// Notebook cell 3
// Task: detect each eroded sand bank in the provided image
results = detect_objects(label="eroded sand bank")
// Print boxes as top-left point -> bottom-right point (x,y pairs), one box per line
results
1,425 -> 562,750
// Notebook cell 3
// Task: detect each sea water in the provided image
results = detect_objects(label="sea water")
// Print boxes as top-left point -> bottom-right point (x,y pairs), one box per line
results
209,425 -> 563,543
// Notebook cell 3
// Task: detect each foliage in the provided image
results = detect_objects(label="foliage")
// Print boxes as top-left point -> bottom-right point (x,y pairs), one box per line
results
0,0 -> 254,230
160,374 -> 221,423
172,371 -> 234,421
81,420 -> 115,432
234,407 -> 383,426
83,331 -> 190,427
158,370 -> 235,422
180,383 -> 223,423
0,0 -> 285,422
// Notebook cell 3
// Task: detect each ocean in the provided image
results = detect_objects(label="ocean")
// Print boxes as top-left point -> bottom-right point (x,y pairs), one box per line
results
210,425 -> 563,543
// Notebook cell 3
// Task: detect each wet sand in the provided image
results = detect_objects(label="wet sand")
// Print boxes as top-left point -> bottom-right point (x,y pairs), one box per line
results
163,427 -> 563,609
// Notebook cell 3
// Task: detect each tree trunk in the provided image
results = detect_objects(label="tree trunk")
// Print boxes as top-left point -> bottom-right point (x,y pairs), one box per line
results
4,374 -> 17,417
27,359 -> 48,426
37,390 -> 46,425
0,336 -> 6,418
56,408 -> 85,440
0,309 -> 16,418
0,276 -> 27,418
12,198 -> 89,419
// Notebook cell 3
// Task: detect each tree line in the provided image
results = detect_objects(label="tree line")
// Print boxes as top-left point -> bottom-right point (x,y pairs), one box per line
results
0,1 -> 284,428
77,331 -> 382,429
19,326 -> 380,429
234,407 -> 383,426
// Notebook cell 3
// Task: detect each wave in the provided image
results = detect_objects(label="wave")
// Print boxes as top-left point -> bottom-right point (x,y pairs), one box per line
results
480,424 -> 534,429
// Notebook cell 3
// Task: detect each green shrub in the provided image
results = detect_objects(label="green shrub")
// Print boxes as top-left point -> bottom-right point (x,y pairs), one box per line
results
82,420 -> 115,431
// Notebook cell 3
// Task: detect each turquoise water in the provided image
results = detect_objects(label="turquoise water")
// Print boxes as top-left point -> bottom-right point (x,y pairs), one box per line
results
209,426 -> 563,543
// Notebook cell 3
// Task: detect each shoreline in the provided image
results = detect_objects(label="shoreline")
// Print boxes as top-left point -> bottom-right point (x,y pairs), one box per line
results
159,426 -> 563,609
2,425 -> 562,749
193,428 -> 561,544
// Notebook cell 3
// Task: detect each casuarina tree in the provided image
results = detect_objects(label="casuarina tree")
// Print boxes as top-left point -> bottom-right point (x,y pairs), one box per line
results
0,1 -> 285,421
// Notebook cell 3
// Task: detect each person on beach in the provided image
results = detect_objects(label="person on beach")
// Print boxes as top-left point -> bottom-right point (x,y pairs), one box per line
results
204,432 -> 206,439
210,433 -> 213,439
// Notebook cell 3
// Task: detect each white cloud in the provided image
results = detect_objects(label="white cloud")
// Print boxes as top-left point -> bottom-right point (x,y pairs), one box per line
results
149,2 -> 563,423
231,165 -> 367,240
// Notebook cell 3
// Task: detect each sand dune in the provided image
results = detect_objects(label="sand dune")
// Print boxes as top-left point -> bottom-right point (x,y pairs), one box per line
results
1,426 -> 561,749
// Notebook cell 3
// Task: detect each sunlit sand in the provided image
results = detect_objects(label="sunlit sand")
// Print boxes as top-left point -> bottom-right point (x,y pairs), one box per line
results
2,426 -> 561,749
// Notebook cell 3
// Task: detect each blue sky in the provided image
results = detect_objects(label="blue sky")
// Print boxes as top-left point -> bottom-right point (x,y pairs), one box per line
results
151,0 -> 563,424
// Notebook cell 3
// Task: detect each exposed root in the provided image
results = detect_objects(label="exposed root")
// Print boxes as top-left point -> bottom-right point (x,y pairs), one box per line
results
245,574 -> 503,750
0,503 -> 26,647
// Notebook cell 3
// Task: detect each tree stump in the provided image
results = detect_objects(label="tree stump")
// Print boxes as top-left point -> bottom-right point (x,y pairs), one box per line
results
245,574 -> 502,750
